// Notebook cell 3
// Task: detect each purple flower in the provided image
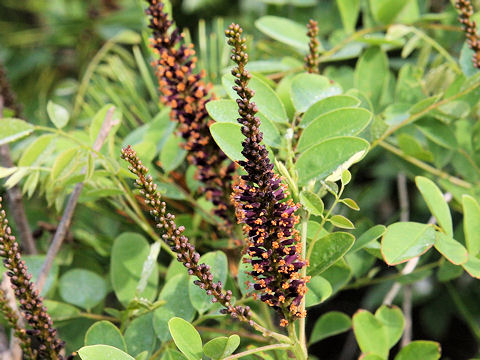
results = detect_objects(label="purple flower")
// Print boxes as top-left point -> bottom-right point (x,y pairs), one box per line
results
225,24 -> 309,327
145,0 -> 236,225
0,198 -> 65,359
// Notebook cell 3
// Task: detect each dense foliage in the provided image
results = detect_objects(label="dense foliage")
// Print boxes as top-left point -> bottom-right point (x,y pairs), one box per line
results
1,0 -> 480,359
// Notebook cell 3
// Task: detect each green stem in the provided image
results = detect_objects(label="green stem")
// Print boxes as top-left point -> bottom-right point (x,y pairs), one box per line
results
408,27 -> 461,74
223,343 -> 292,360
372,81 -> 480,148
379,141 -> 472,189
298,210 -> 309,353
343,260 -> 441,290
287,322 -> 307,360
306,183 -> 344,261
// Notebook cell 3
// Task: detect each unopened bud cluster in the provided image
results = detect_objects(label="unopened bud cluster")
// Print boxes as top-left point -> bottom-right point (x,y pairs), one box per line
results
121,146 -> 251,322
226,24 -> 309,327
455,0 -> 480,68
305,20 -> 320,73
145,0 -> 236,224
0,197 -> 65,359
0,289 -> 35,359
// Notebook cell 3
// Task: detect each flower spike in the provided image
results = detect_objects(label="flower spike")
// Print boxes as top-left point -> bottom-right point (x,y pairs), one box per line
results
0,288 -> 35,359
455,0 -> 480,68
0,197 -> 65,359
121,146 -> 251,322
145,0 -> 236,226
225,24 -> 309,327
304,20 -> 320,73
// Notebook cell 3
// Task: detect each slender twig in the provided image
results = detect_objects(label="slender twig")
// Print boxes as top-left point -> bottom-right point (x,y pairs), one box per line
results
195,326 -> 268,343
298,211 -> 308,354
372,81 -> 480,149
0,97 -> 37,255
36,107 -> 119,293
401,284 -> 413,347
223,343 -> 292,360
379,141 -> 472,188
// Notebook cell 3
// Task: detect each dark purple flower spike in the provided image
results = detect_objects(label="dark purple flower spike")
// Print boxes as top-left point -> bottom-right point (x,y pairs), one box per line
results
225,24 -> 309,327
145,0 -> 237,227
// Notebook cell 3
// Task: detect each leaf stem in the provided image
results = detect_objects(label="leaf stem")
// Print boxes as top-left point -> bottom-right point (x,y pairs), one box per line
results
223,343 -> 292,360
379,141 -> 472,188
298,210 -> 309,353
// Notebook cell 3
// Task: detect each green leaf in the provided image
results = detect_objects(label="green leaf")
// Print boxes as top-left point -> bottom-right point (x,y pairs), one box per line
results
296,136 -> 369,185
349,225 -> 386,254
341,170 -> 352,186
0,118 -> 35,145
434,232 -> 468,265
210,122 -> 244,161
3,167 -> 27,189
337,0 -> 360,33
189,251 -> 227,313
305,276 -> 332,307
222,74 -> 287,124
160,133 -> 187,172
59,269 -> 107,310
341,198 -> 360,211
415,176 -> 452,236
51,148 -> 80,181
354,47 -> 388,107
462,195 -> 480,256
310,311 -> 351,345
300,191 -> 324,216
0,167 -> 17,179
153,274 -> 195,341
111,233 -> 159,306
136,352 -> 149,360
416,118 -> 457,149
168,317 -> 202,360
237,255 -> 254,296
300,95 -> 361,127
24,255 -> 59,296
297,108 -> 371,151
308,232 -> 355,276
206,100 -> 281,148
125,313 -> 156,357
47,101 -> 70,129
462,256 -> 480,279
369,0 -> 411,24
375,305 -> 404,349
19,134 -> 55,166
290,73 -> 342,113
255,16 -> 309,52
353,310 -> 389,358
394,341 -> 441,360
381,222 -> 436,265
329,215 -> 355,229
206,100 -> 238,123
44,300 -> 81,322
203,335 -> 240,360
84,321 -> 126,351
78,345 -> 135,360
437,260 -> 463,282
460,41 -> 480,77
161,349 -> 187,360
